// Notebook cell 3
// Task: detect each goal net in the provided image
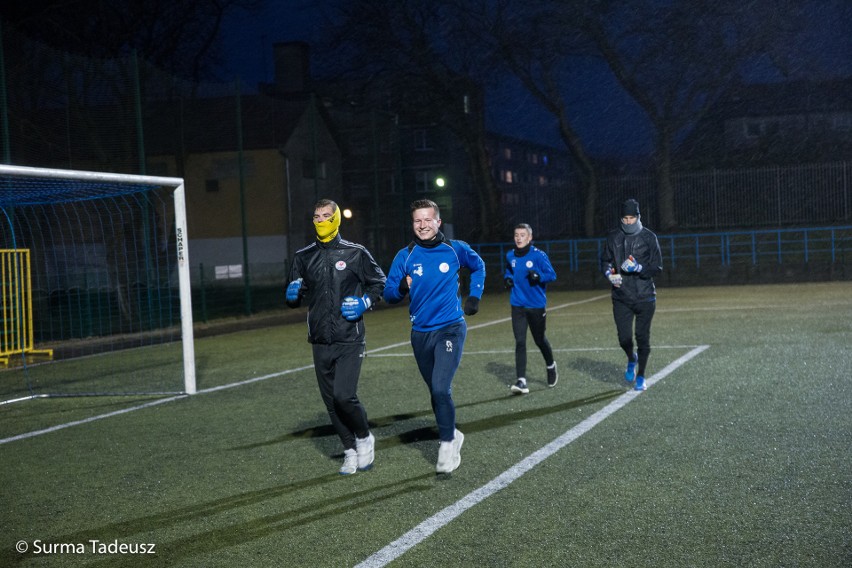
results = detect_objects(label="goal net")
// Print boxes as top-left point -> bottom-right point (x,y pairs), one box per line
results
0,164 -> 196,403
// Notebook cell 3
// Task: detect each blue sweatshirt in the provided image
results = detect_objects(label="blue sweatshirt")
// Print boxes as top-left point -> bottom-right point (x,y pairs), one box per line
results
504,245 -> 556,309
384,236 -> 485,332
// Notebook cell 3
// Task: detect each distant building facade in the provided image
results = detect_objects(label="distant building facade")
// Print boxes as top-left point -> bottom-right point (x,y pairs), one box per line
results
682,78 -> 852,167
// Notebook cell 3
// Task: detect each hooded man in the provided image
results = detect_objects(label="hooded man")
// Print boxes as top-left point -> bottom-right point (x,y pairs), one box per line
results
286,199 -> 386,474
600,198 -> 663,391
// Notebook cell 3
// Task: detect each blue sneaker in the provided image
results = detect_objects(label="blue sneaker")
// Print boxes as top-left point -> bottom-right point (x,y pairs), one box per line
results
634,376 -> 646,391
624,353 -> 638,384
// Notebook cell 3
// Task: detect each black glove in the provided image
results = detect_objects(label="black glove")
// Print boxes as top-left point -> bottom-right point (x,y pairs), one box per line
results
527,271 -> 541,285
399,276 -> 410,296
463,296 -> 479,316
504,277 -> 514,289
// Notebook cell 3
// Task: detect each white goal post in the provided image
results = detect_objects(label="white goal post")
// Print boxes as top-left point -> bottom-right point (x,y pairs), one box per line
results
0,164 -> 196,395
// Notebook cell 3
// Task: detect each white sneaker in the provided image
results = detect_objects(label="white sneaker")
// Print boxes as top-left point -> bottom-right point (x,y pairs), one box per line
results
510,379 -> 529,394
339,449 -> 358,475
436,429 -> 464,474
355,433 -> 375,471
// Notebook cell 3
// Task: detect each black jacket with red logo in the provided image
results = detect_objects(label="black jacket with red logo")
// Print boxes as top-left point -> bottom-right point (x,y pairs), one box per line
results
286,234 -> 386,345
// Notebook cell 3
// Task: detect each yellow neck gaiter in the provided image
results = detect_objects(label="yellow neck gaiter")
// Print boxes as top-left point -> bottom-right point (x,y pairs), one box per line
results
314,206 -> 341,243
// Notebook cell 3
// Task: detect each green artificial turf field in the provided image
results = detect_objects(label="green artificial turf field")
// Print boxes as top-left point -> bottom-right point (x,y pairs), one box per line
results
1,282 -> 850,567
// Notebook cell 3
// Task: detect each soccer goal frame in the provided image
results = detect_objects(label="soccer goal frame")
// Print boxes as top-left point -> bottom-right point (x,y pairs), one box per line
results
0,164 -> 196,396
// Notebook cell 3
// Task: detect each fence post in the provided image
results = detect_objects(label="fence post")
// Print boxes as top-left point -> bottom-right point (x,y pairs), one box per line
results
199,263 -> 208,324
694,236 -> 700,268
776,166 -> 782,226
751,232 -> 757,266
776,230 -> 782,264
713,168 -> 719,230
803,230 -> 809,264
669,237 -> 676,270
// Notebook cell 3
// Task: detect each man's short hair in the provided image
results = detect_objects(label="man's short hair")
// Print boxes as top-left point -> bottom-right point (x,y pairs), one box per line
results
514,223 -> 533,235
410,199 -> 440,218
314,198 -> 338,212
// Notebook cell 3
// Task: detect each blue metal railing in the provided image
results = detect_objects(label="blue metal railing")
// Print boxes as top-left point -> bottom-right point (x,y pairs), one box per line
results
472,226 -> 852,276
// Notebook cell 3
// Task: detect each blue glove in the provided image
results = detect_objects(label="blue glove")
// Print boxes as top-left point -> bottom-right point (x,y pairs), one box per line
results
341,295 -> 372,321
621,256 -> 642,273
286,278 -> 303,302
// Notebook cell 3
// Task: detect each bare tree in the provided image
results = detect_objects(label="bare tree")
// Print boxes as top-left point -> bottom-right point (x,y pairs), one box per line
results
2,0 -> 262,327
2,0 -> 263,81
576,0 -> 804,230
324,0 -> 504,241
478,0 -> 602,236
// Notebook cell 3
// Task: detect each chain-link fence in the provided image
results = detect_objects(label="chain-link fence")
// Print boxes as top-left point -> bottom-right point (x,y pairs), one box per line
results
2,27 -> 850,326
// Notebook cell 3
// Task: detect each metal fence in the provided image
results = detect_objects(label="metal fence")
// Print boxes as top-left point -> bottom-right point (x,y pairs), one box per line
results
473,225 -> 852,291
595,162 -> 851,232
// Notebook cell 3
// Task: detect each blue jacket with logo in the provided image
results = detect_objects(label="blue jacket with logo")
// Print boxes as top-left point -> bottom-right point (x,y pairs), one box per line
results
504,245 -> 556,309
384,235 -> 485,332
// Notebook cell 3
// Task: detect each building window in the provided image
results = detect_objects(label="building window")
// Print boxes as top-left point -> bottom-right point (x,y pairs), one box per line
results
415,171 -> 432,193
501,193 -> 520,206
832,113 -> 852,132
501,170 -> 514,183
529,152 -> 539,164
387,174 -> 400,194
745,121 -> 764,138
303,159 -> 327,179
502,147 -> 512,160
414,129 -> 432,151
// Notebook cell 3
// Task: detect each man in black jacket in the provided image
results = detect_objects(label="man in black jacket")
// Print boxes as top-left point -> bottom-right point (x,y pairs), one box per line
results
600,199 -> 663,391
286,199 -> 386,474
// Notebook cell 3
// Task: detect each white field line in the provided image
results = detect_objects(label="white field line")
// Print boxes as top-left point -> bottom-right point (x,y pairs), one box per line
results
0,295 -> 607,446
355,344 -> 710,568
0,364 -> 313,445
371,345 -> 705,357
366,294 -> 609,355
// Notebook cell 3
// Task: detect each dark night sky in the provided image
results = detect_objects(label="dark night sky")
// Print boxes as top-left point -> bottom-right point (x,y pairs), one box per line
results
220,1 -> 852,158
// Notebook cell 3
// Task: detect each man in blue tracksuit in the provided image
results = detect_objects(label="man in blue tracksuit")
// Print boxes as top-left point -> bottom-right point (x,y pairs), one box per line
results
384,199 -> 485,474
504,223 -> 558,394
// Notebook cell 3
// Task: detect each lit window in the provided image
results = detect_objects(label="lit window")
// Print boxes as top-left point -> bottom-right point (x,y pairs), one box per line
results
502,147 -> 512,160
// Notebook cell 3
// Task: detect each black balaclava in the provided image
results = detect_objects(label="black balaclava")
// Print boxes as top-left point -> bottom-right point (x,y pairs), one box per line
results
620,199 -> 643,235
